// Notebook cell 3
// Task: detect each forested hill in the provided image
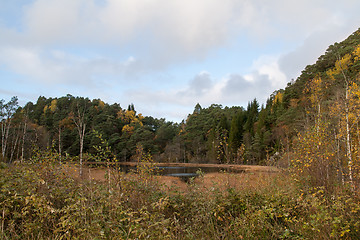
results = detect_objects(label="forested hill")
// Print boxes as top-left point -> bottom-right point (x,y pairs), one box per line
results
1,28 -> 360,168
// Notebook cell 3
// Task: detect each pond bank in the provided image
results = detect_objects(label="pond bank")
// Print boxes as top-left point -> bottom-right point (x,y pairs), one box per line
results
84,161 -> 280,173
75,163 -> 282,193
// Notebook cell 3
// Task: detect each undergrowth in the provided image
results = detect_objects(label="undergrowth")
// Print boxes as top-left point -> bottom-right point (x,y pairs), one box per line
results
0,159 -> 359,239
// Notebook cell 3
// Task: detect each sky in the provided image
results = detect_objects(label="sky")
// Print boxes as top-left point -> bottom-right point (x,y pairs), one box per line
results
0,0 -> 360,122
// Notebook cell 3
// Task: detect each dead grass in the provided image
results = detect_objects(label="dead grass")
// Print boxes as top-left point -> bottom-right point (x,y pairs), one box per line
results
66,163 -> 285,194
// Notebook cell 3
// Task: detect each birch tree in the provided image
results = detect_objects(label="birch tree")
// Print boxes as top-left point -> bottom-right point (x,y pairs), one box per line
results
0,97 -> 18,160
326,45 -> 360,190
21,108 -> 28,163
70,99 -> 88,176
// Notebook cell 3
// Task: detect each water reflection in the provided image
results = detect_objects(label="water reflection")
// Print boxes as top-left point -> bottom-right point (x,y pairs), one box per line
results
119,165 -> 244,181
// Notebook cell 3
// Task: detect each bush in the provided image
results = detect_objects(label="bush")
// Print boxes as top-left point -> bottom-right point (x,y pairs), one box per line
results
1,161 -> 360,239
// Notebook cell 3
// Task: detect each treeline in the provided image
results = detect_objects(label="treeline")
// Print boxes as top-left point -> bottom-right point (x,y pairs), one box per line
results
0,84 -> 306,165
0,94 -> 280,165
0,87 -> 316,166
0,95 -> 176,163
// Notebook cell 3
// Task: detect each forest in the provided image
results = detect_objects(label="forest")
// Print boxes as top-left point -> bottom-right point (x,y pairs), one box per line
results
1,93 -> 276,166
1,28 -> 360,239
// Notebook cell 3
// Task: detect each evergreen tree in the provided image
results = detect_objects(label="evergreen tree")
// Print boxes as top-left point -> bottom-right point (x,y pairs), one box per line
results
229,111 -> 245,154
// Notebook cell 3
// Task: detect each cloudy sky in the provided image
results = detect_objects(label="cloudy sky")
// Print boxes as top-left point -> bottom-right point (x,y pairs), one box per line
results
0,0 -> 360,122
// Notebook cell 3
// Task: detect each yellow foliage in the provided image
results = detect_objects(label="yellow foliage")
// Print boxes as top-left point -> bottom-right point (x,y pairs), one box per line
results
137,113 -> 144,122
98,100 -> 105,109
117,109 -> 125,120
305,76 -> 326,110
273,91 -> 283,104
117,109 -> 144,128
336,53 -> 351,70
117,109 -> 136,122
327,54 -> 352,80
353,44 -> 360,61
43,100 -> 57,113
43,105 -> 49,113
125,110 -> 136,121
122,124 -> 134,134
291,119 -> 338,187
348,82 -> 360,126
50,99 -> 57,112
270,91 -> 284,113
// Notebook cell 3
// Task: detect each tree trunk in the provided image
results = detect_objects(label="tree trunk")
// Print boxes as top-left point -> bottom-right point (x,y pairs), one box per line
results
58,126 -> 62,163
345,86 -> 354,188
335,130 -> 345,185
10,131 -> 19,162
72,102 -> 87,177
338,56 -> 355,190
21,114 -> 27,163
79,123 -> 85,176
1,118 -> 12,159
1,123 -> 5,158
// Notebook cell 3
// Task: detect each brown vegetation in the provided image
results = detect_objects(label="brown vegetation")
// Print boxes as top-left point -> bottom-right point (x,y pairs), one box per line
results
78,163 -> 281,193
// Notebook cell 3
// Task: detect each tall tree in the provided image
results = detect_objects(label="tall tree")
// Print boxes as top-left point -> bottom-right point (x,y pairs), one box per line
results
326,47 -> 360,190
193,103 -> 202,114
0,97 -> 18,160
70,98 -> 88,176
20,107 -> 29,162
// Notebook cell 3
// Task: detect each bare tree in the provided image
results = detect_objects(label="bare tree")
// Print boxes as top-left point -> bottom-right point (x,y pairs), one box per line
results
21,109 -> 28,163
0,97 -> 18,160
70,100 -> 88,176
337,54 -> 354,190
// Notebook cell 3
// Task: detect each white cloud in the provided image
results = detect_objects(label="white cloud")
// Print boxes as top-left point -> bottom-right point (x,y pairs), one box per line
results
23,0 -> 99,45
2,1 -> 359,45
0,46 -> 141,86
1,0 -> 359,69
252,56 -> 287,89
0,47 -> 52,81
1,0 -> 360,122
125,59 -> 287,121
20,2 -> 334,48
279,25 -> 360,80
19,0 -> 239,53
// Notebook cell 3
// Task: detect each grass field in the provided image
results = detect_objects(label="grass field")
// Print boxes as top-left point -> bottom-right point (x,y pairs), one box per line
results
1,161 -> 359,239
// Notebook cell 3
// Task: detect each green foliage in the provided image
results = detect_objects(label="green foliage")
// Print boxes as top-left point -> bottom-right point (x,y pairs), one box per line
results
228,110 -> 245,152
91,130 -> 117,163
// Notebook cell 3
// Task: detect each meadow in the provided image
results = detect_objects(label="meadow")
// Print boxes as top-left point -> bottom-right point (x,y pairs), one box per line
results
1,154 -> 359,239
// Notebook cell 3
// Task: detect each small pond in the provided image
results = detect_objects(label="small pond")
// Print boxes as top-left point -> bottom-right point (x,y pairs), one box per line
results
119,165 -> 244,181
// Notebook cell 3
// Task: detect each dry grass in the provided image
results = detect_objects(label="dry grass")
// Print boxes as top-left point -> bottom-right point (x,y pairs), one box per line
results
3,162 -> 359,239
72,164 -> 285,194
